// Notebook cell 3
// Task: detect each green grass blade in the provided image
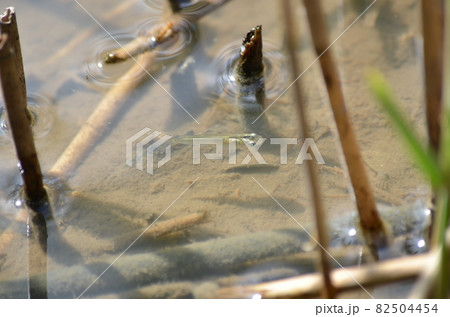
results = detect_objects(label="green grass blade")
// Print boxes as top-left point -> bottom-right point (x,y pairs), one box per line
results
367,70 -> 442,187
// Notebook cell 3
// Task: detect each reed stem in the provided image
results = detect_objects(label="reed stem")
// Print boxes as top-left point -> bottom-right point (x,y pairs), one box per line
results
0,9 -> 49,298
303,0 -> 388,258
421,0 -> 444,152
214,252 -> 432,298
1,8 -> 27,105
0,13 -> 47,208
281,0 -> 334,298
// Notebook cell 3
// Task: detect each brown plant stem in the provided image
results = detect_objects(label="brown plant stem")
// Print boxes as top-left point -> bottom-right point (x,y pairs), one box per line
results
0,33 -> 46,207
421,0 -> 444,152
48,52 -> 155,179
103,0 -> 231,64
214,252 -> 431,299
235,25 -> 270,135
303,0 -> 387,257
282,0 -> 334,298
237,26 -> 264,82
1,8 -> 27,106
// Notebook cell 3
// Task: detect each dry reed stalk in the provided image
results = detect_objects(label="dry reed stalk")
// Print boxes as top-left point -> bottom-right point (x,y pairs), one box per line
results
421,0 -> 444,152
214,252 -> 430,298
48,52 -> 155,178
1,8 -> 26,105
409,249 -> 441,298
45,0 -> 139,65
0,33 -> 47,206
281,0 -> 334,298
0,19 -> 50,296
113,211 -> 208,250
104,0 -> 231,63
302,0 -> 387,256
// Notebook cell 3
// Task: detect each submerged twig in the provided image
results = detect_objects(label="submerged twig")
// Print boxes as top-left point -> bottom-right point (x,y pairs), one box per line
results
281,0 -> 334,298
48,52 -> 155,178
103,0 -> 231,64
303,0 -> 388,258
113,211 -> 209,250
421,0 -> 444,152
49,0 -> 231,179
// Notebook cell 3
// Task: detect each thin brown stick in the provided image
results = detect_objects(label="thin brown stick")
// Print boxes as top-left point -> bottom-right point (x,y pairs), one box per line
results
48,52 -> 155,178
0,33 -> 47,206
113,211 -> 209,250
302,0 -> 387,257
282,0 -> 334,298
1,8 -> 27,105
421,0 -> 444,152
214,252 -> 431,298
104,0 -> 231,63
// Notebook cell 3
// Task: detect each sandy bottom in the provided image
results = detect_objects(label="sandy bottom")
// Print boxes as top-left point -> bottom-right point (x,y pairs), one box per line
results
0,0 -> 430,298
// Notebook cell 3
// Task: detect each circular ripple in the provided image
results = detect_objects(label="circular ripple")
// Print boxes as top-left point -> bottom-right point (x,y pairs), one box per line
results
83,33 -> 142,87
143,0 -> 206,14
7,175 -> 71,218
214,41 -> 288,100
0,93 -> 54,145
136,16 -> 197,61
142,0 -> 166,11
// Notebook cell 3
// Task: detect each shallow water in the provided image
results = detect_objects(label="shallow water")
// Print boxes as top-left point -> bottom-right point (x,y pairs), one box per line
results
0,0 -> 430,298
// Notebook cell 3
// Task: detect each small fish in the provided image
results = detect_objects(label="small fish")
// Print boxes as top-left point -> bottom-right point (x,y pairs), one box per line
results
170,133 -> 263,146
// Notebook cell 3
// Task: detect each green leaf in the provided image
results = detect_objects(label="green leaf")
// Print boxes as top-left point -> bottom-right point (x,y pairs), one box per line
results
367,69 -> 442,187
